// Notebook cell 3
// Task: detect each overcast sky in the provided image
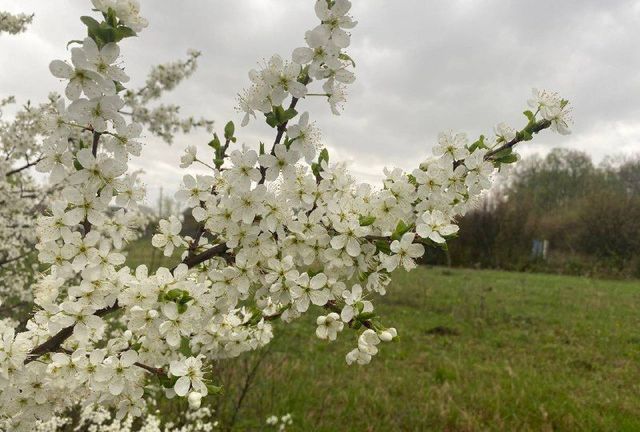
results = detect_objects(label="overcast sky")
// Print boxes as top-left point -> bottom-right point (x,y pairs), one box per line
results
2,0 -> 639,205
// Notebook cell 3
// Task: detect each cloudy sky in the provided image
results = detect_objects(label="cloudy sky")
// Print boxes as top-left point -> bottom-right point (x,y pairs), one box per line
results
2,0 -> 639,205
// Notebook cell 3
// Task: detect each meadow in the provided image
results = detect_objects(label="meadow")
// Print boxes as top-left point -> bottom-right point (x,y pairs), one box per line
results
125,239 -> 640,431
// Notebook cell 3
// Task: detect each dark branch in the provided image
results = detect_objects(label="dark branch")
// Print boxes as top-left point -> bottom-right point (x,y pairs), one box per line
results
5,157 -> 44,177
25,302 -> 119,364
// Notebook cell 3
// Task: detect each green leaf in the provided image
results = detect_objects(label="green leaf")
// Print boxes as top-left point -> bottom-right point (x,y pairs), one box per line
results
318,148 -> 329,165
357,312 -> 377,321
311,162 -> 320,179
282,107 -> 298,122
208,133 -> 221,150
114,81 -> 126,93
179,337 -> 192,357
496,153 -> 519,164
375,240 -> 391,255
273,106 -> 286,124
264,112 -> 278,128
359,215 -> 376,226
407,173 -> 417,186
164,289 -> 183,301
468,135 -> 487,153
80,16 -> 100,32
490,148 -> 512,160
523,110 -> 536,123
224,121 -> 235,140
391,220 -> 412,241
91,22 -> 117,46
106,7 -> 118,27
206,384 -> 223,395
114,26 -> 137,41
519,130 -> 533,141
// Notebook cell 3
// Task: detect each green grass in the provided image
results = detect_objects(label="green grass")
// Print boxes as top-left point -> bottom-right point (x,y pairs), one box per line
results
126,240 -> 640,431
125,237 -> 181,271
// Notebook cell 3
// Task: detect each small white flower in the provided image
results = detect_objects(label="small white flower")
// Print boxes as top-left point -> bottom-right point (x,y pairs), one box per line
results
170,356 -> 208,397
415,210 -> 459,244
180,145 -> 198,168
315,312 -> 343,340
152,216 -> 186,256
383,232 -> 425,272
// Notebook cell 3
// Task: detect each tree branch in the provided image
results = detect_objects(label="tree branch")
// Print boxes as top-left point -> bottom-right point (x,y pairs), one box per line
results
258,75 -> 311,185
25,303 -> 119,364
5,157 -> 44,177
484,119 -> 552,161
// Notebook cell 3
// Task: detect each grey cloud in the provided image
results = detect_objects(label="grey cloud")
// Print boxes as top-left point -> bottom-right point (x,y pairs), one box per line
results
2,0 -> 639,201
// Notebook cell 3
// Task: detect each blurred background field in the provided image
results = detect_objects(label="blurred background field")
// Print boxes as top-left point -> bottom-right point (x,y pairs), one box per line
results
125,239 -> 640,431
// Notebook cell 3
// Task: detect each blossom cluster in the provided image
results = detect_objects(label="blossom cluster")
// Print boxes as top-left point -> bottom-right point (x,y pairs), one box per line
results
0,404 -> 220,432
0,11 -> 33,35
237,0 -> 357,125
0,0 -> 572,429
0,40 -> 213,307
528,88 -> 572,135
266,413 -> 293,431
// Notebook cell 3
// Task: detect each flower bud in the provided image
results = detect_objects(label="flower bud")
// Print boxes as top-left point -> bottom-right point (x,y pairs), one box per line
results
380,328 -> 397,342
379,331 -> 393,342
188,391 -> 203,409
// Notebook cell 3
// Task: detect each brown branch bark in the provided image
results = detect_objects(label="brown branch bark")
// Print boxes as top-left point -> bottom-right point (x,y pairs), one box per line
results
484,119 -> 551,160
258,75 -> 311,185
5,157 -> 44,177
26,303 -> 119,364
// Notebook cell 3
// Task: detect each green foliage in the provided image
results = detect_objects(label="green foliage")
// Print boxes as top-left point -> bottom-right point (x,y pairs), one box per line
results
442,149 -> 640,278
208,132 -> 231,169
80,9 -> 137,48
468,134 -> 487,153
264,105 -> 298,128
490,147 -> 518,167
311,148 -> 330,179
358,215 -> 376,226
391,220 -> 412,241
224,121 -> 235,141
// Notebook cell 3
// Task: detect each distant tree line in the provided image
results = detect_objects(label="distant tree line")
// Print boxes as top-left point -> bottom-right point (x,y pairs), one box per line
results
424,148 -> 640,278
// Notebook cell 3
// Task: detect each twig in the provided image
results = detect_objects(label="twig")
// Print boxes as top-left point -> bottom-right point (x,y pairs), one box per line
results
226,347 -> 270,431
5,157 -> 44,177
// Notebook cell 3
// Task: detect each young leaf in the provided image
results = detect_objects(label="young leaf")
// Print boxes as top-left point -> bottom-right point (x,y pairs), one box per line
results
208,133 -> 221,150
264,112 -> 278,128
523,110 -> 536,123
224,121 -> 235,140
359,215 -> 376,226
80,16 -> 100,32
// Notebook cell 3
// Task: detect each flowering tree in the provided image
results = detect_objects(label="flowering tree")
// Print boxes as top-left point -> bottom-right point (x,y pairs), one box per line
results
0,11 -> 33,35
0,12 -> 213,311
0,0 -> 571,429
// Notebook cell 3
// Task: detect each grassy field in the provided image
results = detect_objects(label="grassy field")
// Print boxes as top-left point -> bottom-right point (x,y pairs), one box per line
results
126,239 -> 640,431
